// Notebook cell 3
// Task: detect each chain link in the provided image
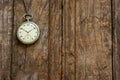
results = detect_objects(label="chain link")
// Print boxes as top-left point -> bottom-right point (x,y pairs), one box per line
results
23,0 -> 33,16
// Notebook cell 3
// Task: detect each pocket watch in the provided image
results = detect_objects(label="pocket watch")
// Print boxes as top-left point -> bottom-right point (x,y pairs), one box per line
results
17,15 -> 40,44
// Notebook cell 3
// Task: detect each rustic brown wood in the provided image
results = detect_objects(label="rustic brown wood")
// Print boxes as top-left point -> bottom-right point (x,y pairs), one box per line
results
11,0 -> 49,80
0,0 -> 116,80
112,0 -> 120,80
62,0 -> 76,80
76,0 -> 112,80
48,0 -> 62,80
0,0 -> 13,80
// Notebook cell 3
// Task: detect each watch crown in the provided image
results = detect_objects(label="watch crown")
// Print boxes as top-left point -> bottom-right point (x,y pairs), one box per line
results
24,14 -> 33,21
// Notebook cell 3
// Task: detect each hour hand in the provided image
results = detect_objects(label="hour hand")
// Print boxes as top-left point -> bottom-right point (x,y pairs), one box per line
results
20,28 -> 28,33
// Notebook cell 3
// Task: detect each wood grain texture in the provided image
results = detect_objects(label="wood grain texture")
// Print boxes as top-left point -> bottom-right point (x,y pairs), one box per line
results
0,0 -> 13,80
112,0 -> 120,80
48,0 -> 62,80
0,0 -> 115,80
62,0 -> 76,80
76,0 -> 112,80
12,0 -> 49,80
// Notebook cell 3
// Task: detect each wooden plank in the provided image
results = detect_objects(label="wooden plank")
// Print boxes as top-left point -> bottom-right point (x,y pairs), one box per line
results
48,0 -> 62,80
11,0 -> 49,80
76,0 -> 112,80
62,0 -> 76,80
112,0 -> 120,80
0,0 -> 13,80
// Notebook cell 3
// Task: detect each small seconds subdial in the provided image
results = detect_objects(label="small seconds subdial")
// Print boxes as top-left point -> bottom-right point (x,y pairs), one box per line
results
17,21 -> 40,44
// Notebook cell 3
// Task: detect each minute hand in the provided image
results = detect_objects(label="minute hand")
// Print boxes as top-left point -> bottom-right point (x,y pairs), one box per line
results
28,28 -> 35,33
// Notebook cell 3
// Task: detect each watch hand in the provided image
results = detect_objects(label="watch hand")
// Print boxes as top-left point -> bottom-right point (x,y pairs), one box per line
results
21,28 -> 29,33
28,28 -> 35,33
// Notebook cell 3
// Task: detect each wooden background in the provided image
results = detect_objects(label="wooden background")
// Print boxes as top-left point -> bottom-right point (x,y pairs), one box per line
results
0,0 -> 119,80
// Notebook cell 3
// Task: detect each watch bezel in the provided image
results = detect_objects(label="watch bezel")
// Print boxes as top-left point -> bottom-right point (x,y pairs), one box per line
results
17,21 -> 40,44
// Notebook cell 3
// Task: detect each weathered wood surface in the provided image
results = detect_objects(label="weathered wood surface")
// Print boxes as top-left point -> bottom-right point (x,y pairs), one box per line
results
0,0 -> 13,80
49,0 -> 62,80
0,0 -> 115,80
62,0 -> 76,80
76,0 -> 112,80
113,0 -> 120,80
62,0 -> 112,80
12,0 -> 49,80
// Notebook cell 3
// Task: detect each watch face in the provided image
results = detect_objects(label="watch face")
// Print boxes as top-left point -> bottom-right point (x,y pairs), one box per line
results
17,21 -> 40,44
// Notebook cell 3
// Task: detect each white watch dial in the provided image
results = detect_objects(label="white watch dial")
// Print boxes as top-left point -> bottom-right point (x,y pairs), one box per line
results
17,21 -> 40,44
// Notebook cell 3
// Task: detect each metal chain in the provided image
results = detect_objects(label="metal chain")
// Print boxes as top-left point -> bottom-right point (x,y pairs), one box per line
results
23,0 -> 33,15
22,0 -> 47,22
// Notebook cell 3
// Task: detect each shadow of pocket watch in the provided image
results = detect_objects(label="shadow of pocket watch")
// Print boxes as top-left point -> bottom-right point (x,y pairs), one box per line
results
17,15 -> 40,44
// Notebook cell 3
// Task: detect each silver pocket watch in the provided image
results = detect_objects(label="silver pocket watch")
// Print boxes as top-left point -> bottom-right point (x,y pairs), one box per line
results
17,15 -> 40,44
